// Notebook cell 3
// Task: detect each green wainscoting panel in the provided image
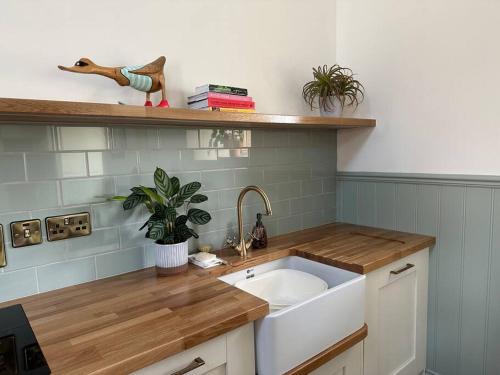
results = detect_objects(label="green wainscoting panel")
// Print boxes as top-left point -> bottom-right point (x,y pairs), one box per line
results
375,182 -> 396,229
436,186 -> 464,375
416,185 -> 440,369
487,189 -> 500,375
357,182 -> 376,226
396,183 -> 417,232
461,188 -> 492,375
337,173 -> 500,375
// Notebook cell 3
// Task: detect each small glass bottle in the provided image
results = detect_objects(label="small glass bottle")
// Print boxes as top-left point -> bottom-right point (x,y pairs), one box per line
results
251,213 -> 268,249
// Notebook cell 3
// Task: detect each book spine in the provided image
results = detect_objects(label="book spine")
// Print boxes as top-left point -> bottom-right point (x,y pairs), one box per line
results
209,85 -> 248,96
196,84 -> 248,96
205,107 -> 256,113
207,98 -> 255,109
207,92 -> 253,102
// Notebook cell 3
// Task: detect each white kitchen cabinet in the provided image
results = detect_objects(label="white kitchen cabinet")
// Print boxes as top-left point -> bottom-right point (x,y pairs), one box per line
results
363,248 -> 429,375
310,342 -> 363,375
134,323 -> 254,375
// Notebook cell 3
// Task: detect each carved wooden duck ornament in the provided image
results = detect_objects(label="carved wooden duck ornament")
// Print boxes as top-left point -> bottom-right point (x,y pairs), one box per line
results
58,56 -> 169,107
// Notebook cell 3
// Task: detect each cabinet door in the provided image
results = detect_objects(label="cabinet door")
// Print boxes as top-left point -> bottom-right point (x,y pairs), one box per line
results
310,342 -> 363,375
364,249 -> 428,375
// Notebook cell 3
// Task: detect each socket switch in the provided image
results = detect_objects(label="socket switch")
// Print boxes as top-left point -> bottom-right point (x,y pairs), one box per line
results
46,212 -> 91,241
10,219 -> 43,248
0,224 -> 6,267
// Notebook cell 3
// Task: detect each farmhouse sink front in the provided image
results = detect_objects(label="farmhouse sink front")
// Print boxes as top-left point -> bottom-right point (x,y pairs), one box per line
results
218,256 -> 366,375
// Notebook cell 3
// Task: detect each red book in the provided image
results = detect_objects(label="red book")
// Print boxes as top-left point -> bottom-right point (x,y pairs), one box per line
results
188,92 -> 253,103
189,98 -> 256,110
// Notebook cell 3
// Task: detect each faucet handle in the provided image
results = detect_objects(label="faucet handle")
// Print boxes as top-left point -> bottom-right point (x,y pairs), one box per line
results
225,235 -> 237,248
244,232 -> 256,249
247,232 -> 258,241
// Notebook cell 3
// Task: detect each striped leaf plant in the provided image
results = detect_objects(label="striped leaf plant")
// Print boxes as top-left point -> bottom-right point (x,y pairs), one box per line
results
112,167 -> 211,244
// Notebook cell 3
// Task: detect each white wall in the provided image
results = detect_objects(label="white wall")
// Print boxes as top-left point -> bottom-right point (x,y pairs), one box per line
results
0,0 -> 335,115
336,0 -> 500,175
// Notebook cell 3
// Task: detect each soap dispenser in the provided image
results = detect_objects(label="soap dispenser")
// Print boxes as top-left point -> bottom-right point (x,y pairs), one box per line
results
251,213 -> 268,249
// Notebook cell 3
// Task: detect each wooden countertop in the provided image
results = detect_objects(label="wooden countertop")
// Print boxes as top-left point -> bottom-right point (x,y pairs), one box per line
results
1,266 -> 268,375
1,223 -> 434,374
214,222 -> 436,275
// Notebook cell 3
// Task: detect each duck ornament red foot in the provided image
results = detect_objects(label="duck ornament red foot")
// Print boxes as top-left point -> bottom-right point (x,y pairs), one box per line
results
58,56 -> 170,108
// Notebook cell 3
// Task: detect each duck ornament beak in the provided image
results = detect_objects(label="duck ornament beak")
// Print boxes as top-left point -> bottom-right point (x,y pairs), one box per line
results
58,58 -> 96,74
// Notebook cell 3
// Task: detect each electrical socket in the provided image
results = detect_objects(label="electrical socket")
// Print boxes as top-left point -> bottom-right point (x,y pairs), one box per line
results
46,212 -> 91,241
10,219 -> 43,248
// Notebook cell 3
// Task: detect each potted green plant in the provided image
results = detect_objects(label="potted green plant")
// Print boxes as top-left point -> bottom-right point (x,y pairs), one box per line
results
112,167 -> 211,276
302,64 -> 364,117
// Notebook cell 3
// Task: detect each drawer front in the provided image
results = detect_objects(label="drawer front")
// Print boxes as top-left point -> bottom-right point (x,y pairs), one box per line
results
133,335 -> 226,375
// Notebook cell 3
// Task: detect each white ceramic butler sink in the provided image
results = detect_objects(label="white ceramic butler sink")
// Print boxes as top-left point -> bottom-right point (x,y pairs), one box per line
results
219,256 -> 365,375
235,268 -> 328,311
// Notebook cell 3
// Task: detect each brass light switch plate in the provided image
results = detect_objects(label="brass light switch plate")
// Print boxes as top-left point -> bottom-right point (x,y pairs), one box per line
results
46,212 -> 91,242
10,219 -> 43,248
0,224 -> 6,267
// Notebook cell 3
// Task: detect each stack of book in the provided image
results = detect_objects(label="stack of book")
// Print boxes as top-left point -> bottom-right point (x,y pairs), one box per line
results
187,84 -> 255,113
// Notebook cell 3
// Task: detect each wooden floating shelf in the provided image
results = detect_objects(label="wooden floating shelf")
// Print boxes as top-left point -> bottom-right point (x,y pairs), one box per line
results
0,98 -> 375,130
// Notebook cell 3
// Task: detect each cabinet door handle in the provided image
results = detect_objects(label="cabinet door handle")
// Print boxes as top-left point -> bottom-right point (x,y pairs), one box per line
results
171,357 -> 205,375
390,263 -> 415,275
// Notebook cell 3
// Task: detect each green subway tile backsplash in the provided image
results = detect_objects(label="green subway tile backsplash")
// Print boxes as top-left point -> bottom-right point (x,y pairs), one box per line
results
0,125 -> 54,152
0,182 -> 59,212
37,257 -> 96,293
0,154 -> 26,183
0,269 -> 38,301
0,126 -> 336,302
88,150 -> 139,176
26,152 -> 87,180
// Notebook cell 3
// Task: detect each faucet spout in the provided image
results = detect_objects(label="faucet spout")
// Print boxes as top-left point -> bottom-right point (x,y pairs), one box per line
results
232,185 -> 272,258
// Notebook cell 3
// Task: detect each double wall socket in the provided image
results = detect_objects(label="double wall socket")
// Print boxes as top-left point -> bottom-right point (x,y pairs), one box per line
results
46,212 -> 91,241
0,224 -> 6,267
10,219 -> 43,248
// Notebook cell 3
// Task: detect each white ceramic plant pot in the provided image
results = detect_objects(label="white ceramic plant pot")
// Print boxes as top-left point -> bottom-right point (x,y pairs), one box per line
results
155,240 -> 189,276
319,96 -> 343,117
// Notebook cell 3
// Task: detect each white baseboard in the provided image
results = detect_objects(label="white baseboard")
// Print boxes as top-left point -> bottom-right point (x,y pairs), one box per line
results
425,369 -> 442,375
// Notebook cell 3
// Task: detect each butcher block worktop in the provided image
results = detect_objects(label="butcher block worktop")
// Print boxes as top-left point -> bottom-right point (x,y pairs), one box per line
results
214,222 -> 436,275
1,223 -> 434,374
1,267 -> 268,374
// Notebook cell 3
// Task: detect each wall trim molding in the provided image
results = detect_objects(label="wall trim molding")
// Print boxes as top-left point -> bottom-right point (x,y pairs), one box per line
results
425,369 -> 442,375
337,171 -> 500,187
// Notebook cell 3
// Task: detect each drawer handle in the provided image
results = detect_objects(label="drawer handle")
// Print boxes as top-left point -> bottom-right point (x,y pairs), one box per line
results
390,263 -> 415,275
171,357 -> 205,375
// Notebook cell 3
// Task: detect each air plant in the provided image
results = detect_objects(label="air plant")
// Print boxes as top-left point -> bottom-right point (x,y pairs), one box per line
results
302,64 -> 365,111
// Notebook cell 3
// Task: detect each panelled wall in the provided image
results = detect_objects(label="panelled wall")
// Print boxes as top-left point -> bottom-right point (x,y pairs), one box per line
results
0,126 -> 336,303
336,172 -> 500,375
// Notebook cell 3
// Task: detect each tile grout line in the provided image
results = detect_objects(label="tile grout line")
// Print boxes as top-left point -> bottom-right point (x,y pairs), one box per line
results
22,152 -> 28,182
93,256 -> 98,280
34,267 -> 40,295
